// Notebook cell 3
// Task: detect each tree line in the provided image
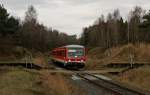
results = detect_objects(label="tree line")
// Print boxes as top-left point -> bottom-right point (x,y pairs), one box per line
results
1,5 -> 150,52
80,6 -> 150,49
0,5 -> 78,52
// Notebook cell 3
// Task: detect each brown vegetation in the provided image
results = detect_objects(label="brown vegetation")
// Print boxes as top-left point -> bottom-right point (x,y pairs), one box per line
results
33,52 -> 48,68
0,67 -> 86,95
116,66 -> 150,91
87,43 -> 150,69
40,70 -> 86,95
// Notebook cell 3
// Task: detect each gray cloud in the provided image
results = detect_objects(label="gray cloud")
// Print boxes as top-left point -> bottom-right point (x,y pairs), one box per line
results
1,0 -> 46,10
1,0 -> 150,36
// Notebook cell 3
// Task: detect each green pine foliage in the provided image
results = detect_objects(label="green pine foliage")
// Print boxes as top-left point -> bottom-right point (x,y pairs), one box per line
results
0,5 -> 19,36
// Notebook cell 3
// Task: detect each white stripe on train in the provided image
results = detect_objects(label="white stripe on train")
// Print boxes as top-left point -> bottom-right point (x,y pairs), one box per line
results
52,57 -> 85,64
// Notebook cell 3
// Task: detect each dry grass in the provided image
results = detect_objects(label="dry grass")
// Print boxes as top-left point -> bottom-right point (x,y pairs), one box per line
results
88,47 -> 106,59
40,70 -> 86,95
86,43 -> 150,69
0,67 -> 86,95
33,53 -> 48,68
115,66 -> 150,91
0,67 -> 46,95
109,43 -> 150,63
85,58 -> 105,70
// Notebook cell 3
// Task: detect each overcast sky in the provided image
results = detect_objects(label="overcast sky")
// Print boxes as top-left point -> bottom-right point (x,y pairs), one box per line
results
1,0 -> 150,36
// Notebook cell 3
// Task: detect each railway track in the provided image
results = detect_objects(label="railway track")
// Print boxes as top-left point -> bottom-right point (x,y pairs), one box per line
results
0,59 -> 149,95
76,73 -> 149,95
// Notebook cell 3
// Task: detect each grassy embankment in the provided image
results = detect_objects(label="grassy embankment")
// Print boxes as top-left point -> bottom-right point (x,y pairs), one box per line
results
112,65 -> 150,92
0,67 -> 86,95
87,43 -> 150,91
86,43 -> 150,69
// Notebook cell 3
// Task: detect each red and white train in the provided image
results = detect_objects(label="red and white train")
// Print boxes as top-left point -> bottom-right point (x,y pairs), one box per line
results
51,45 -> 86,68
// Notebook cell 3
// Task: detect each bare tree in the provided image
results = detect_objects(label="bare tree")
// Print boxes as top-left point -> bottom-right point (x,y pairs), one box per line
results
25,5 -> 37,23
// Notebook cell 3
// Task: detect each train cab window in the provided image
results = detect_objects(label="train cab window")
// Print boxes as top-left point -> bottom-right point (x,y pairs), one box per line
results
68,48 -> 84,57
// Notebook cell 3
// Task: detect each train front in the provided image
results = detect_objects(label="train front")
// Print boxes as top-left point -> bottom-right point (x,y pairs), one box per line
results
65,45 -> 86,68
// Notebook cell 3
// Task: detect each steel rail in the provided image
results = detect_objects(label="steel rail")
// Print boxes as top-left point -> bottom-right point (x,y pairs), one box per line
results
76,73 -> 122,95
76,73 -> 148,95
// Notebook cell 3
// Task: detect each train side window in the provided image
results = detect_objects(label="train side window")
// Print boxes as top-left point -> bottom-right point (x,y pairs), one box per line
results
57,51 -> 59,56
63,50 -> 65,56
61,50 -> 63,56
55,51 -> 57,56
64,50 -> 66,57
60,50 -> 62,56
55,51 -> 57,55
59,50 -> 61,56
54,51 -> 56,56
60,50 -> 63,56
52,51 -> 54,55
58,50 -> 60,56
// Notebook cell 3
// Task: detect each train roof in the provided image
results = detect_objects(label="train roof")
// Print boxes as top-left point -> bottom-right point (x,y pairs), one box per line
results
63,45 -> 84,48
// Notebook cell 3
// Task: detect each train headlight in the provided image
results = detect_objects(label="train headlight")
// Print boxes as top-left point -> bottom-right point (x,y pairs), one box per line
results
68,60 -> 71,62
81,60 -> 84,62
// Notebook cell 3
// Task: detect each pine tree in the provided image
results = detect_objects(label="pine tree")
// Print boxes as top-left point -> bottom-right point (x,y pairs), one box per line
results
0,5 -> 19,36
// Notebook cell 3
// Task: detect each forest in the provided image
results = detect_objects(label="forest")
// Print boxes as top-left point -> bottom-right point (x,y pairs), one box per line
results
0,5 -> 150,52
80,6 -> 150,49
0,5 -> 78,52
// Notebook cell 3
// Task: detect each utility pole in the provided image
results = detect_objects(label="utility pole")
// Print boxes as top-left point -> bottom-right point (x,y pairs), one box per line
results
128,17 -> 134,68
